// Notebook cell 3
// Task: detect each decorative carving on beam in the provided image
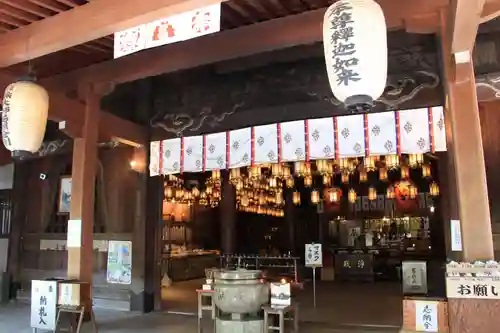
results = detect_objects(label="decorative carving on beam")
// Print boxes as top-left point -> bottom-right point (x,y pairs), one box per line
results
149,59 -> 442,139
14,139 -> 122,160
476,72 -> 500,101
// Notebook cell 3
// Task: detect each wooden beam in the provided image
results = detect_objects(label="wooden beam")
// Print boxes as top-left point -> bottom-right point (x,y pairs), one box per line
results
43,0 -> 450,92
0,71 -> 146,146
448,0 -> 486,54
0,0 -> 225,67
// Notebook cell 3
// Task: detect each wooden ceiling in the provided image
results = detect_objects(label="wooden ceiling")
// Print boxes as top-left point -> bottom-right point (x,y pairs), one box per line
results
0,0 -> 360,78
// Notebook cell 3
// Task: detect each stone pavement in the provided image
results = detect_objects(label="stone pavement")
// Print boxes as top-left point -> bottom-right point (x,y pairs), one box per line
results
0,301 -> 399,333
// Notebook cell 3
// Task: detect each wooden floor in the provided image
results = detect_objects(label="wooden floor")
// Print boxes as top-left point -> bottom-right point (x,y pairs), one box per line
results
161,279 -> 403,329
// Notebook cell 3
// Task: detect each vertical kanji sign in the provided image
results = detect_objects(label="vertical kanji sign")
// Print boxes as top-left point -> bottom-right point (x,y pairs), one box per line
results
30,280 -> 58,330
305,243 -> 323,268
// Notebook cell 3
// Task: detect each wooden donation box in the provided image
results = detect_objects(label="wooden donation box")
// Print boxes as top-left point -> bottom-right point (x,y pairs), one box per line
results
58,281 -> 91,308
403,297 -> 449,333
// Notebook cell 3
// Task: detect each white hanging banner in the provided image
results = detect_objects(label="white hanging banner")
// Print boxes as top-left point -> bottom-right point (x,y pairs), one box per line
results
450,219 -> 463,252
149,141 -> 161,176
148,107 -> 448,176
162,138 -> 181,175
253,124 -> 278,165
204,132 -> 226,171
183,136 -> 204,172
367,111 -> 397,155
337,114 -> 365,157
114,25 -> 146,59
399,108 -> 431,154
431,106 -> 447,152
307,117 -> 335,160
228,127 -> 251,169
280,120 -> 306,162
115,3 -> 221,59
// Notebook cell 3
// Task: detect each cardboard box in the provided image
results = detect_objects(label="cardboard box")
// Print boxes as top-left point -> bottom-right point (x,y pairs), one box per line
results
403,297 -> 449,333
58,281 -> 91,307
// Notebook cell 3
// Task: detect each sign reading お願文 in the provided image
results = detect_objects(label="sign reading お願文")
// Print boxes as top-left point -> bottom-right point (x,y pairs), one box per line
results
305,243 -> 322,267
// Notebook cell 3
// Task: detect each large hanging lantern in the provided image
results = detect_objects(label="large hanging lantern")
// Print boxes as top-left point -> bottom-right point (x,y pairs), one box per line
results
323,0 -> 387,111
2,80 -> 49,156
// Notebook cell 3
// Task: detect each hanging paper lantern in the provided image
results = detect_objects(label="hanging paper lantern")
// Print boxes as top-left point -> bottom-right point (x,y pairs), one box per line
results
323,175 -> 331,186
283,166 -> 292,179
2,80 -> 49,156
348,188 -> 357,203
272,163 -> 283,177
286,177 -> 294,188
292,191 -> 301,205
165,186 -> 173,198
192,187 -> 200,198
294,161 -> 306,176
268,177 -> 278,188
323,0 -> 387,111
368,187 -> 377,201
429,182 -> 440,196
339,158 -> 350,172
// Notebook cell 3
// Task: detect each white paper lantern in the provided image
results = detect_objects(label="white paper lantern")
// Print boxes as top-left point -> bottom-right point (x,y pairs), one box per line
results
2,80 -> 49,156
323,0 -> 387,111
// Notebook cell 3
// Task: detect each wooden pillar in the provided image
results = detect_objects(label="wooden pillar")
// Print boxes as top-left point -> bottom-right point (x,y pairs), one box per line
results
220,171 -> 236,254
130,79 -> 161,312
284,186 -> 295,255
440,15 -> 494,261
67,85 -> 99,299
6,162 -> 29,287
440,11 -> 500,333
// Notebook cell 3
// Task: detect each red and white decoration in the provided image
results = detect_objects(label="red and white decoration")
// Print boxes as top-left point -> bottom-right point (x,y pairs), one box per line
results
114,3 -> 221,59
149,107 -> 447,176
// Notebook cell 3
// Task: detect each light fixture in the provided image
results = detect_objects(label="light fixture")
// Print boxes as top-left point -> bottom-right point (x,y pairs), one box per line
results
294,161 -> 306,176
339,158 -> 350,172
286,177 -> 294,188
283,166 -> 291,179
192,187 -> 200,198
311,190 -> 320,204
359,169 -> 368,183
348,189 -> 357,203
409,185 -> 418,199
323,0 -> 387,111
422,164 -> 431,178
272,163 -> 283,177
385,154 -> 399,169
364,156 -> 376,171
293,191 -> 301,205
429,182 -> 440,196
329,188 -> 341,203
400,166 -> 410,179
323,175 -> 331,186
408,154 -> 424,168
2,80 -> 49,155
368,187 -> 377,201
379,167 -> 388,181
165,186 -> 173,198
304,175 -> 313,187
386,185 -> 395,199
212,170 -> 221,182
341,172 -> 349,184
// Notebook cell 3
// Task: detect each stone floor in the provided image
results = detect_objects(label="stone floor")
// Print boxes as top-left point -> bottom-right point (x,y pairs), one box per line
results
0,301 -> 398,333
162,279 -> 403,328
0,280 -> 402,333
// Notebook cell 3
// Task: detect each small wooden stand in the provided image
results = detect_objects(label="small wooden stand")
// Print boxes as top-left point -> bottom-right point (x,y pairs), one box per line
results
262,304 -> 299,333
53,305 -> 98,333
196,289 -> 216,333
